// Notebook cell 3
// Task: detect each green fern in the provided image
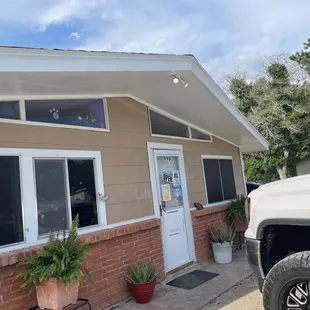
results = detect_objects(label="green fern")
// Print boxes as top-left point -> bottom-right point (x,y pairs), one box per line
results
16,215 -> 91,288
225,195 -> 247,222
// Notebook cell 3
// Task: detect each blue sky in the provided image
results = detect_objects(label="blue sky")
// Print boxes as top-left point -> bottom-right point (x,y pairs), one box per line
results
1,0 -> 310,79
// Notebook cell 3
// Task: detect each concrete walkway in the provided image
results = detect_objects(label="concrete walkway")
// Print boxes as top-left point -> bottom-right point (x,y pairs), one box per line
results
108,249 -> 252,310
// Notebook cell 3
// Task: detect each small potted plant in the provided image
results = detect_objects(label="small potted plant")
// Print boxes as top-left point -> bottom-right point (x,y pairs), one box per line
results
17,216 -> 91,310
209,224 -> 236,264
226,195 -> 248,231
125,261 -> 157,304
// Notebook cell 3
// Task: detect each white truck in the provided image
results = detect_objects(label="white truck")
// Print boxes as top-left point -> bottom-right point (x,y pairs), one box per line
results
245,175 -> 310,310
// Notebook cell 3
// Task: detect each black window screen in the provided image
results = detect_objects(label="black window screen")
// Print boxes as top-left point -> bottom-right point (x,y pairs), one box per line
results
219,159 -> 237,200
191,128 -> 211,141
149,110 -> 190,138
203,159 -> 223,203
0,101 -> 20,120
0,156 -> 24,246
203,158 -> 237,203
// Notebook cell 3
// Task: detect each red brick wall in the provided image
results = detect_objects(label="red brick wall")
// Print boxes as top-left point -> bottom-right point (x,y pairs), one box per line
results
0,219 -> 164,310
191,205 -> 228,262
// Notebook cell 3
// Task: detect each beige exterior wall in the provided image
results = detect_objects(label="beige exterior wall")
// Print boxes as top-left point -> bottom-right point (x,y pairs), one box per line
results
0,97 -> 245,224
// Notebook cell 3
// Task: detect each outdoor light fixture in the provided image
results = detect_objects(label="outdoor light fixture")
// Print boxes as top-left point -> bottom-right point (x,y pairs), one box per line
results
172,76 -> 188,87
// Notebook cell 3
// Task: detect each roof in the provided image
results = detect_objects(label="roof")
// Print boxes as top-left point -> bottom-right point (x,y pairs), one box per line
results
0,46 -> 268,153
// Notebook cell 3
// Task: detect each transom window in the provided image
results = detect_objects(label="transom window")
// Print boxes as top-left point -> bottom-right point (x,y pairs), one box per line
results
0,149 -> 105,251
202,156 -> 237,204
149,109 -> 212,142
0,98 -> 108,130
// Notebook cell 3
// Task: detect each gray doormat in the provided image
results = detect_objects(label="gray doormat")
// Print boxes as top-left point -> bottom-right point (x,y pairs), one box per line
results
167,270 -> 219,290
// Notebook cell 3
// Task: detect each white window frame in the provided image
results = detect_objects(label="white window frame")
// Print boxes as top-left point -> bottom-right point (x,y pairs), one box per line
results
0,148 -> 107,253
201,155 -> 236,207
0,97 -> 110,132
148,108 -> 213,143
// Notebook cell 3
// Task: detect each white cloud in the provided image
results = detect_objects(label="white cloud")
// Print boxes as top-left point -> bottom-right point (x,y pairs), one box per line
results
0,0 -> 309,79
69,32 -> 81,40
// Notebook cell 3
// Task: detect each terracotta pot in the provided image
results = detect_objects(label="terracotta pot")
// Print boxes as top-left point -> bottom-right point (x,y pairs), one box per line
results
234,217 -> 248,231
36,278 -> 78,310
128,281 -> 156,304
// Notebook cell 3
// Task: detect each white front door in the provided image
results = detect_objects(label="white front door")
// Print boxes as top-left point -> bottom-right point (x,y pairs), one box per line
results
153,149 -> 192,272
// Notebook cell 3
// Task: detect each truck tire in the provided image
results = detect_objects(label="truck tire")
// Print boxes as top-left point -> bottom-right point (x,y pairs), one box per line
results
263,251 -> 310,310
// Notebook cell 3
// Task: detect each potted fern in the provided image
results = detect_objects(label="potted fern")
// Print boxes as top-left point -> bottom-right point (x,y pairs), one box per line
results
17,216 -> 90,310
226,195 -> 248,231
125,261 -> 157,304
209,224 -> 236,264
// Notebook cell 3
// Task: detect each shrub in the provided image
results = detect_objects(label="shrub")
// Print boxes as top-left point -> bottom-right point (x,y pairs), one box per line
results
209,224 -> 236,244
16,216 -> 91,288
125,261 -> 157,284
226,195 -> 247,222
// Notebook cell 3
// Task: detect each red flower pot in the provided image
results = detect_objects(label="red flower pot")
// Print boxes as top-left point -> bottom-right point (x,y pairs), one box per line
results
128,281 -> 156,304
234,217 -> 248,231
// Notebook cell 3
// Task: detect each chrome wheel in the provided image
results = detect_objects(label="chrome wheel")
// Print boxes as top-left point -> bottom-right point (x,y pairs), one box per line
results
286,282 -> 310,310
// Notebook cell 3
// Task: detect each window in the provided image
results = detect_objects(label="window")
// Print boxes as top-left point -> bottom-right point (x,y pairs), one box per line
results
0,101 -> 20,120
0,156 -> 23,247
25,99 -> 107,129
0,149 -> 105,252
35,160 -> 69,235
149,109 -> 212,142
35,158 -> 99,236
202,156 -> 236,204
149,110 -> 190,138
191,128 -> 212,141
68,160 -> 98,228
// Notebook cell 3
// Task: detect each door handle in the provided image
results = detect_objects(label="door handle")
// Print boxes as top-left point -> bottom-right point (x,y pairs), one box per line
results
160,201 -> 167,216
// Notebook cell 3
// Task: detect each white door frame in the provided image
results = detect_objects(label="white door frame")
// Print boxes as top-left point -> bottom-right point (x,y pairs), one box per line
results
147,142 -> 196,272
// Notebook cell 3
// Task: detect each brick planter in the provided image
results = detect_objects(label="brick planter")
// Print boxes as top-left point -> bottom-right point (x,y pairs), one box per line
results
191,204 -> 229,262
0,219 -> 164,310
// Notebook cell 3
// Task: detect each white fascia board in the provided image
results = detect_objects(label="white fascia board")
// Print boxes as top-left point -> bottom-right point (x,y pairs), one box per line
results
191,60 -> 269,152
0,47 -> 193,73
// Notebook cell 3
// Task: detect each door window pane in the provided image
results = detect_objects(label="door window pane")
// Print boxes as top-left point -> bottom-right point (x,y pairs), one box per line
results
150,110 -> 190,138
157,155 -> 183,209
191,128 -> 211,141
35,160 -> 69,235
0,157 -> 23,246
219,159 -> 237,200
202,159 -> 223,203
25,99 -> 106,128
68,160 -> 98,228
0,101 -> 20,120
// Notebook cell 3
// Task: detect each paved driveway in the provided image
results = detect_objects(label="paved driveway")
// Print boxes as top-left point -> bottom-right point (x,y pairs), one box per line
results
205,275 -> 263,309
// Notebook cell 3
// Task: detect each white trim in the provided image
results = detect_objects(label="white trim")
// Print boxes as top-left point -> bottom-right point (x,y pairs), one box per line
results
147,142 -> 196,272
201,155 -> 233,160
190,200 -> 231,211
151,133 -> 212,143
0,94 -> 128,101
0,215 -> 158,254
0,46 -> 268,151
103,97 -> 110,132
0,119 -> 110,132
148,107 -> 213,142
0,148 -> 107,253
191,61 -> 269,151
0,97 -> 110,132
19,99 -> 26,120
239,148 -> 248,196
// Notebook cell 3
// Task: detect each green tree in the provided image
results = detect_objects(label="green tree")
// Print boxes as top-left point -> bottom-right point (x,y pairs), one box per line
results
290,38 -> 310,73
226,55 -> 310,181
